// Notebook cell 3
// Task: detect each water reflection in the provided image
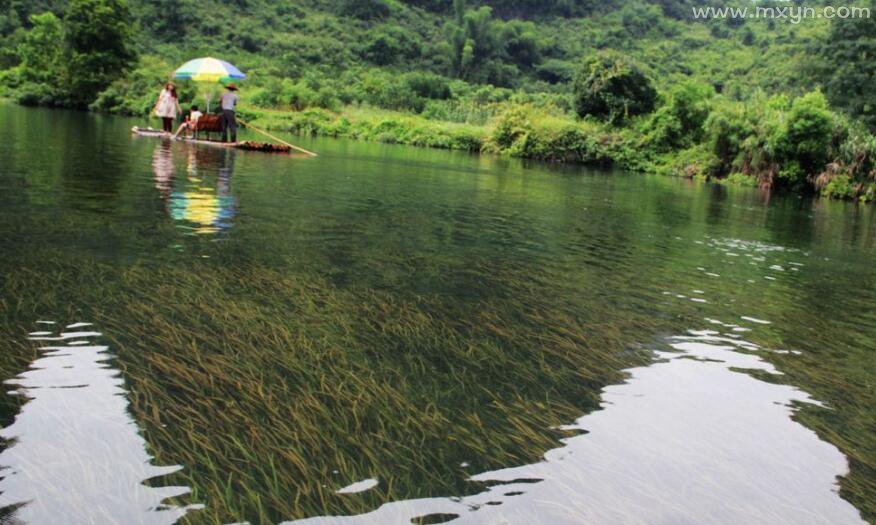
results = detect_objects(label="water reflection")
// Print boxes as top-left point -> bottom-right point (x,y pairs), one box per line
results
0,324 -> 200,523
151,141 -> 237,235
291,329 -> 863,525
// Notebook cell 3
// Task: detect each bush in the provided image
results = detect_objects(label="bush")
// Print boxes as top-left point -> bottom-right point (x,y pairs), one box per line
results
776,161 -> 807,188
821,174 -> 856,199
486,103 -> 616,164
837,123 -> 876,180
772,91 -> 835,178
362,31 -> 402,65
674,144 -> 720,178
421,99 -> 497,124
16,82 -> 64,106
723,172 -> 759,187
357,70 -> 424,112
403,72 -> 451,100
336,0 -> 393,19
249,77 -> 340,111
360,26 -> 423,66
704,94 -> 787,182
535,59 -> 574,84
572,51 -> 657,124
645,81 -> 714,150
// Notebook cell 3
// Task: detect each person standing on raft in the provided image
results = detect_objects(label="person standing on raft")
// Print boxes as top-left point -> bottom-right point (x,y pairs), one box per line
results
153,82 -> 181,134
219,83 -> 239,143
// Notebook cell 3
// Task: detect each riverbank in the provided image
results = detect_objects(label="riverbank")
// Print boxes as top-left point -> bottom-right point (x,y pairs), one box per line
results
4,94 -> 874,203
244,101 -> 876,203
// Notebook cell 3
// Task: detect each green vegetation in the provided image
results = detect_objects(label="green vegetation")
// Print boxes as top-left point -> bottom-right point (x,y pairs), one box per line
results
1,0 -> 134,107
818,2 -> 876,130
1,0 -> 875,200
572,51 -> 657,124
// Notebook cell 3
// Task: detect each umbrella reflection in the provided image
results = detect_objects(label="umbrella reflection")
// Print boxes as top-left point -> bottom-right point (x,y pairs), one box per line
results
151,143 -> 237,235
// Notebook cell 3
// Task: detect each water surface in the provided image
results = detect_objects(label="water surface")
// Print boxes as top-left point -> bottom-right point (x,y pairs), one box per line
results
0,105 -> 873,524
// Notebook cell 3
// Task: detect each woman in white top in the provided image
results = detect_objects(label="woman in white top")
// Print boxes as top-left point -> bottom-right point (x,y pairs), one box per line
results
153,82 -> 181,134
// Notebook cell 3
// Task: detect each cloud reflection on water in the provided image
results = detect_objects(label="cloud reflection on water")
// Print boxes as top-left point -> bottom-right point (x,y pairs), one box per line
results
290,330 -> 863,525
0,325 -> 200,524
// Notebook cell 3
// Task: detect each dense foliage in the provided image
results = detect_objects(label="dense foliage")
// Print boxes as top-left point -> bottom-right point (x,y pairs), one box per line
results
572,51 -> 656,123
0,0 -> 874,200
818,0 -> 876,130
1,0 -> 134,107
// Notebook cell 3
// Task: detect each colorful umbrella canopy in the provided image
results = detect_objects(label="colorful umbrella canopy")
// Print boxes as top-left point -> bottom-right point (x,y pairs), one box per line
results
173,57 -> 246,83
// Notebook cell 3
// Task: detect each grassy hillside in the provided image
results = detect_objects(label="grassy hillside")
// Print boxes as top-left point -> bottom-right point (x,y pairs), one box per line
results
1,0 -> 874,200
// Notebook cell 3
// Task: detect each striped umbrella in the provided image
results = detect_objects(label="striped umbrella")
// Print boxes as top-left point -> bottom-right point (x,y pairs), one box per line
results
173,57 -> 246,83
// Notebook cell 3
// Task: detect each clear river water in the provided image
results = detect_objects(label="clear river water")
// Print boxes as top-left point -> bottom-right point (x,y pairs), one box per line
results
0,104 -> 873,524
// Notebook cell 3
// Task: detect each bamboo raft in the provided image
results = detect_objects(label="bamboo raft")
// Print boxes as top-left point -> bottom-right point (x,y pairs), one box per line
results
132,127 -> 296,153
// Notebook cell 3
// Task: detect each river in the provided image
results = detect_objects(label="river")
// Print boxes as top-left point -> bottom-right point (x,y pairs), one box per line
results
0,104 -> 873,524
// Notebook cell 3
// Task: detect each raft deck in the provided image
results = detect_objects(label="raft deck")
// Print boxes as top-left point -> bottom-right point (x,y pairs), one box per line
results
132,127 -> 292,153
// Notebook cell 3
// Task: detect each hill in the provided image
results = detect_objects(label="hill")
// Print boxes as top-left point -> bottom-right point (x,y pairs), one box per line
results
1,0 -> 874,201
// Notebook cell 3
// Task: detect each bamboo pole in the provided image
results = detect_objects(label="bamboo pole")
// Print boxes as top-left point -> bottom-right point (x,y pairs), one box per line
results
237,117 -> 318,156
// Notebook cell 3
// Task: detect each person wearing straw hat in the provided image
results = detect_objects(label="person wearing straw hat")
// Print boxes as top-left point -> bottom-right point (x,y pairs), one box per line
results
219,83 -> 239,143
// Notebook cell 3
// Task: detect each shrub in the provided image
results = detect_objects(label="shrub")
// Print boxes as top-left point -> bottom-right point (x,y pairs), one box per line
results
16,82 -> 64,106
723,172 -> 759,187
646,81 -> 714,150
836,123 -> 876,180
772,91 -> 835,183
823,174 -> 856,199
403,72 -> 451,100
362,31 -> 402,65
776,161 -> 807,188
421,99 -> 497,125
486,103 -> 614,164
572,51 -> 657,124
361,26 -> 423,66
652,143 -> 720,179
535,59 -> 574,84
336,0 -> 393,20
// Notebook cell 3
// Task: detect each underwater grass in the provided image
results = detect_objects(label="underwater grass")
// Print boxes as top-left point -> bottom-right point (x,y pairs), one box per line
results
2,243 -> 874,523
0,252 -> 663,523
0,140 -> 874,523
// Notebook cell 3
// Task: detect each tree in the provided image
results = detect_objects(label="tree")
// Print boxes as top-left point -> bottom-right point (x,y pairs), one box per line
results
63,0 -> 135,107
337,0 -> 392,20
17,12 -> 63,84
646,81 -> 714,150
572,51 -> 657,123
12,11 -> 64,105
131,0 -> 195,40
442,0 -> 543,86
773,91 -> 835,184
818,2 -> 876,130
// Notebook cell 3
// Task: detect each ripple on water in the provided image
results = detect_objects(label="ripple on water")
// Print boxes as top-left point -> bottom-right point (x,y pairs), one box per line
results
336,479 -> 379,495
0,323 -> 201,524
285,330 -> 863,525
